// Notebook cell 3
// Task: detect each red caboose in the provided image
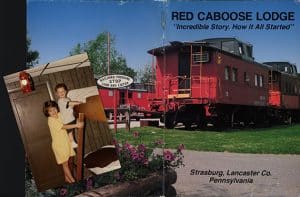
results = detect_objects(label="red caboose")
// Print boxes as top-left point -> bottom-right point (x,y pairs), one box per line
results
98,83 -> 155,120
148,38 -> 274,128
264,62 -> 300,122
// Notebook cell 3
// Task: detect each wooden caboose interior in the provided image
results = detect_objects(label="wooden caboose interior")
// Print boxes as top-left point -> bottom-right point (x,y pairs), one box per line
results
4,53 -> 118,191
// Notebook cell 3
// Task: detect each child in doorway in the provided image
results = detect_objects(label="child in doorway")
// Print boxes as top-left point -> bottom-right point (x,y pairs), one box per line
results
43,100 -> 84,183
55,83 -> 82,148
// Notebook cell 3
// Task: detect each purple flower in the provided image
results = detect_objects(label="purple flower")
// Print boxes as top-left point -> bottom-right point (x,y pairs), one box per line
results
163,150 -> 175,161
59,188 -> 68,196
124,142 -> 134,151
124,142 -> 131,148
131,152 -> 139,160
137,144 -> 146,152
133,131 -> 139,138
86,177 -> 93,190
139,152 -> 145,159
114,171 -> 120,180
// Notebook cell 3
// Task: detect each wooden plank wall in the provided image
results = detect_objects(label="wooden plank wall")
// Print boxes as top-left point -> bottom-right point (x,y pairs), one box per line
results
6,66 -> 113,156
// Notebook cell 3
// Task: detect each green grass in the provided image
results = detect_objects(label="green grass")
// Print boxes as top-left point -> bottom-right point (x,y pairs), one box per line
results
113,124 -> 300,154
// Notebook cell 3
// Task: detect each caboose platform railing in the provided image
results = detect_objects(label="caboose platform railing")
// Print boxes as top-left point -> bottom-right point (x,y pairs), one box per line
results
168,76 -> 191,95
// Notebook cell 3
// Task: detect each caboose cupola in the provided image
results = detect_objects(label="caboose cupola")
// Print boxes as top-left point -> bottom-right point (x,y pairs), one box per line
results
198,37 -> 254,61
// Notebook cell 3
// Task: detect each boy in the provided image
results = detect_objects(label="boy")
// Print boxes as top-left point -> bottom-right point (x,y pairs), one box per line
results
55,83 -> 82,148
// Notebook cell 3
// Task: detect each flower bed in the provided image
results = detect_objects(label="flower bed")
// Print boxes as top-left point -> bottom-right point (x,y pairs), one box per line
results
25,130 -> 185,196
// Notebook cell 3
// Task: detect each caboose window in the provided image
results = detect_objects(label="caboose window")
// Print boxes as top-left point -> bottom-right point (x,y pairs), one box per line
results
259,75 -> 263,87
225,66 -> 230,80
222,41 -> 235,53
244,72 -> 250,83
192,52 -> 209,64
232,68 -> 238,82
108,90 -> 113,96
238,43 -> 244,55
137,92 -> 142,99
254,74 -> 258,86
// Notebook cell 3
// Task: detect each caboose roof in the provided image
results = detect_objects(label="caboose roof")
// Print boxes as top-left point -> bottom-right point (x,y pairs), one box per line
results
148,37 -> 252,55
148,38 -> 271,70
263,61 -> 298,76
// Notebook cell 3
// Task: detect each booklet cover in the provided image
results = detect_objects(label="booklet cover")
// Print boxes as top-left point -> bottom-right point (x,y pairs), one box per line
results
2,0 -> 300,196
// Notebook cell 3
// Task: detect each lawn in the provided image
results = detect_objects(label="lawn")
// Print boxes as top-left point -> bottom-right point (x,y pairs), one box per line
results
113,124 -> 300,154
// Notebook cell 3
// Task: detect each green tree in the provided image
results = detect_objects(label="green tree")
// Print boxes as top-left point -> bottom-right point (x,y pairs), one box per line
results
138,64 -> 155,84
70,32 -> 136,79
26,37 -> 39,68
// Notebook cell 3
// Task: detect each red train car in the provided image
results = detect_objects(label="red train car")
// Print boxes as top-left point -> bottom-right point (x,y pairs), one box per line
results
264,62 -> 300,122
98,83 -> 156,120
148,38 -> 300,128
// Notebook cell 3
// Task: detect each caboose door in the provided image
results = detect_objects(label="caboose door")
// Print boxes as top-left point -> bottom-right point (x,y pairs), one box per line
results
178,53 -> 191,93
9,82 -> 65,191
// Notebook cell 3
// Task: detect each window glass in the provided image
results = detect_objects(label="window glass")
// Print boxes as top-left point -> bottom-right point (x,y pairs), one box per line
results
254,74 -> 258,86
246,46 -> 252,57
259,75 -> 263,87
108,90 -> 113,96
192,52 -> 209,64
137,92 -> 142,99
225,66 -> 230,80
238,43 -> 244,55
232,68 -> 238,82
222,41 -> 235,53
244,72 -> 250,83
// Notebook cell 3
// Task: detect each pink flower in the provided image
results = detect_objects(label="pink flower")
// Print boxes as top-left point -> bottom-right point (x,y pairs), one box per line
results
112,138 -> 118,145
163,150 -> 175,161
133,131 -> 139,138
143,158 -> 149,165
59,188 -> 68,196
178,144 -> 185,152
154,139 -> 164,146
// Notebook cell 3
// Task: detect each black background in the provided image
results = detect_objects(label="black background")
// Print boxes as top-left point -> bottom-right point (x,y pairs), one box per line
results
0,1 -> 26,196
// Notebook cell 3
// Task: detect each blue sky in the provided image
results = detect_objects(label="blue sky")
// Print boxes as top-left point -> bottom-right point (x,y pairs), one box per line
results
28,0 -> 300,71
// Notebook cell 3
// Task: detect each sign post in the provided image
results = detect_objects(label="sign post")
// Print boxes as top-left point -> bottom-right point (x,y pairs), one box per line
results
97,74 -> 133,132
114,89 -> 117,132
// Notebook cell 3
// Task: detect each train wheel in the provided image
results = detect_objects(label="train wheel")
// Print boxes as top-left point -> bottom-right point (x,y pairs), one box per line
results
184,121 -> 192,130
165,111 -> 175,129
